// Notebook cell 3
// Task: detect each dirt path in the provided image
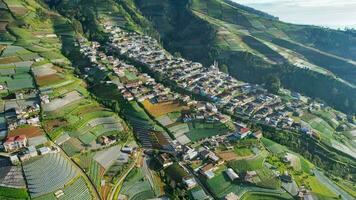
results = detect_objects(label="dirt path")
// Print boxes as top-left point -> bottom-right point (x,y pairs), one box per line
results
108,149 -> 142,200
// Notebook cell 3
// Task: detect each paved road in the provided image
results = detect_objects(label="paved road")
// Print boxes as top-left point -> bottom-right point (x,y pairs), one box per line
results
108,150 -> 142,200
313,169 -> 353,200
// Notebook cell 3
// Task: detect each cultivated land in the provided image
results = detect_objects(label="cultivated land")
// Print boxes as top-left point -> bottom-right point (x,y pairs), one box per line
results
0,0 -> 355,200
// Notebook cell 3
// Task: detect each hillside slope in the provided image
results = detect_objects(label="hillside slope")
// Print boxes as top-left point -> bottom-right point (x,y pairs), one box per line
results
134,0 -> 356,114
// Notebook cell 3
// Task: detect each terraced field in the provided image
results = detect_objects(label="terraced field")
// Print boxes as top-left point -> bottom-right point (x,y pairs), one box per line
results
120,168 -> 155,200
205,169 -> 288,199
23,153 -> 78,198
185,121 -> 229,142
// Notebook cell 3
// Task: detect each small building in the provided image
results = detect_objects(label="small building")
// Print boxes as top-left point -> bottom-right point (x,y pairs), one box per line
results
183,177 -> 197,189
4,135 -> 27,152
200,164 -> 216,179
183,147 -> 198,160
208,153 -> 220,163
158,153 -> 173,168
238,128 -> 251,139
244,171 -> 257,183
225,168 -> 239,181
253,131 -> 263,140
121,146 -> 133,154
225,192 -> 239,200
280,171 -> 293,183
39,147 -> 51,155
198,148 -> 211,159
204,170 -> 215,179
9,155 -> 19,165
28,146 -> 38,157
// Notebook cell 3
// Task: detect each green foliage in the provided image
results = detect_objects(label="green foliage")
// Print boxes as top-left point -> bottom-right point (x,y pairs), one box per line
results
0,186 -> 29,200
164,163 -> 189,183
228,154 -> 265,173
265,74 -> 280,94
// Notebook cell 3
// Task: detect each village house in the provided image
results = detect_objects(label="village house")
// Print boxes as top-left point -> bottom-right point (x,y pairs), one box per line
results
183,177 -> 197,189
253,131 -> 263,140
158,153 -> 173,168
244,170 -> 257,183
200,163 -> 217,179
225,168 -> 239,181
3,135 -> 27,152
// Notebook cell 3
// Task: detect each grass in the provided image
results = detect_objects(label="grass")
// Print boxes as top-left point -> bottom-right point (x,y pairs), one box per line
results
78,132 -> 97,145
308,117 -> 335,139
164,163 -> 189,183
124,101 -> 151,121
307,176 -> 338,198
334,180 -> 356,198
186,122 -> 229,141
300,156 -> 314,174
255,169 -> 281,189
90,83 -> 122,100
124,69 -> 138,81
167,111 -> 181,121
73,152 -> 94,171
121,168 -> 155,200
186,128 -> 226,141
88,160 -> 103,189
241,192 -> 292,200
261,138 -> 286,155
0,186 -> 29,200
61,139 -> 81,157
36,74 -> 65,87
228,151 -> 267,173
205,169 -> 286,199
6,76 -> 34,91
234,147 -> 254,157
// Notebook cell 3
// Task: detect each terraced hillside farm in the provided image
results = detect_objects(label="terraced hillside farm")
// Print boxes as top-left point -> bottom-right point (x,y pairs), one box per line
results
142,99 -> 188,118
73,145 -> 133,199
0,156 -> 26,189
48,103 -> 126,155
120,168 -> 155,200
0,0 -> 355,200
23,153 -> 78,198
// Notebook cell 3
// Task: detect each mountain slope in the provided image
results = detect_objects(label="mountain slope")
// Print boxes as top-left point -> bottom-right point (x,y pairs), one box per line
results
134,0 -> 356,114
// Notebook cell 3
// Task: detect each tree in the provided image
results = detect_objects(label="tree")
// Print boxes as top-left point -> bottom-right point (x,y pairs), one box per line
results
173,52 -> 182,58
219,64 -> 229,74
36,8 -> 47,21
265,74 -> 281,94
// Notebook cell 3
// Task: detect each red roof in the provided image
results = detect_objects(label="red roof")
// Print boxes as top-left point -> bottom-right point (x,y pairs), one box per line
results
240,128 -> 250,134
5,135 -> 26,143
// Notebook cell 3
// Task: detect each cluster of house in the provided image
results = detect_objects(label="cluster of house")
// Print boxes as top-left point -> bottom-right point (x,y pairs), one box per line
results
78,35 -> 232,131
1,90 -> 40,131
8,144 -> 58,165
0,89 -> 41,152
1,131 -> 56,163
105,25 -> 334,138
157,153 -> 212,200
